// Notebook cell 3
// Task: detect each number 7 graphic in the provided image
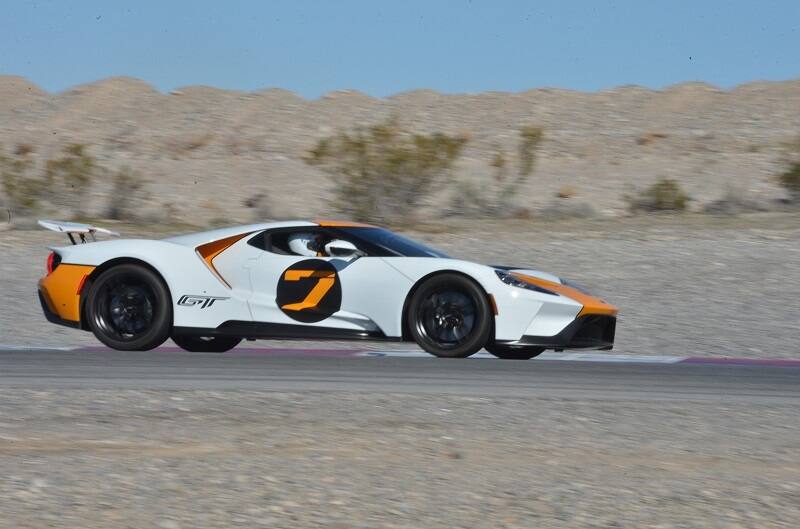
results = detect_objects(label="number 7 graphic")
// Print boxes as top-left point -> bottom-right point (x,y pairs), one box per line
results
280,269 -> 337,311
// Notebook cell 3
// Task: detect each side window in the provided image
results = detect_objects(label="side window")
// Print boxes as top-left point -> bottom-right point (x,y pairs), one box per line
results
247,231 -> 295,255
248,228 -> 336,257
248,228 -> 375,257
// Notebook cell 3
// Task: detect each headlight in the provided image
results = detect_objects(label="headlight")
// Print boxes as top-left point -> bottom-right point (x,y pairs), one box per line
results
495,270 -> 557,295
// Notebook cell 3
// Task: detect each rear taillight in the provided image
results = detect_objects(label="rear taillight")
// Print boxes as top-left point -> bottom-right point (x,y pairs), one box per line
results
46,252 -> 61,275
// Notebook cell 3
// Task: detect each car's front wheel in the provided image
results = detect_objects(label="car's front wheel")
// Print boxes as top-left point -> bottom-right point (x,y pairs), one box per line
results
172,335 -> 242,353
85,264 -> 172,351
407,273 -> 492,358
484,343 -> 545,360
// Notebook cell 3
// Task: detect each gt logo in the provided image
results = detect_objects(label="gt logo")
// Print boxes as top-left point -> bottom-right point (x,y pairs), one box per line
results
276,259 -> 342,323
177,294 -> 228,309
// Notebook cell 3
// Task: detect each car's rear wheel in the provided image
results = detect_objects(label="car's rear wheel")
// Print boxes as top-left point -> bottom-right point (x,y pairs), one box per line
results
408,274 -> 492,358
85,264 -> 171,351
484,343 -> 545,360
172,335 -> 242,353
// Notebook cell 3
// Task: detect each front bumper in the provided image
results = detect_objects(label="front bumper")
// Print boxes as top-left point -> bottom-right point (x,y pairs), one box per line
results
499,315 -> 616,350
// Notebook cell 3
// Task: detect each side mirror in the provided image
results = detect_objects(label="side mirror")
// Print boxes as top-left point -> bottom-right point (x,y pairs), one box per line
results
325,239 -> 362,258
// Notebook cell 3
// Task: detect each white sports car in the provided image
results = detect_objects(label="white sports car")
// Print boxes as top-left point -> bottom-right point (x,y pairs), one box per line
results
37,219 -> 617,359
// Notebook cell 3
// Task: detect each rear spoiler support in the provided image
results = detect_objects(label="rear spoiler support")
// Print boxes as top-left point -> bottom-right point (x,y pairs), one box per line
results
38,220 -> 120,245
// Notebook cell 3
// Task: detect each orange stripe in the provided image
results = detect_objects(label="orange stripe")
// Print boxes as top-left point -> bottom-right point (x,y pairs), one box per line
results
196,232 -> 253,287
38,264 -> 96,322
315,219 -> 375,228
511,272 -> 619,317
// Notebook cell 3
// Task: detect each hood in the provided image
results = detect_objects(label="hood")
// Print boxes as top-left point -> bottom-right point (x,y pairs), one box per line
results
492,265 -> 563,284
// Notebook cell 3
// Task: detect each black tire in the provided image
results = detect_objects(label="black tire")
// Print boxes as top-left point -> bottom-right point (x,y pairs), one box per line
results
85,264 -> 172,351
408,273 -> 492,358
485,343 -> 545,360
172,335 -> 242,353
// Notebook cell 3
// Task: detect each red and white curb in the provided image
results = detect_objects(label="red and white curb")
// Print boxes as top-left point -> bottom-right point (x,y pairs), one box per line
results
3,345 -> 800,366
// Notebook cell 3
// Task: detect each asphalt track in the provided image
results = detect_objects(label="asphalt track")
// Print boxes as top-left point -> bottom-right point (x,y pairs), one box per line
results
1,347 -> 798,403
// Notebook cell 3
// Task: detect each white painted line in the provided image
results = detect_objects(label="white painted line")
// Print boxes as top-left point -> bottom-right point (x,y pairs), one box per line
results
0,346 -> 685,364
538,352 -> 686,363
361,351 -> 687,363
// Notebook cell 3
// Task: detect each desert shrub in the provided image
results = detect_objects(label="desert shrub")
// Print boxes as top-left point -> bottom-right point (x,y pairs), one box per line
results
627,178 -> 690,212
518,125 -> 544,177
45,144 -> 96,213
636,132 -> 668,146
779,163 -> 800,202
0,144 -> 47,215
14,143 -> 35,156
106,167 -> 150,221
243,192 -> 272,221
452,126 -> 544,217
777,138 -> 800,203
165,133 -> 214,158
304,118 -> 468,223
556,185 -> 577,199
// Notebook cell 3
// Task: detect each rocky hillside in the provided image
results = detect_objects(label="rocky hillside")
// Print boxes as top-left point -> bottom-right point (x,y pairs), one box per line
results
1,75 -> 799,224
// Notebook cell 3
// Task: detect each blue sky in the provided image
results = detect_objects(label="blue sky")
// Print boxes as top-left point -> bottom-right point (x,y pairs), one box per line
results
2,1 -> 798,97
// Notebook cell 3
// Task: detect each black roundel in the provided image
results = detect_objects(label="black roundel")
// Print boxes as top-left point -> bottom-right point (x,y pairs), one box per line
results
276,259 -> 342,323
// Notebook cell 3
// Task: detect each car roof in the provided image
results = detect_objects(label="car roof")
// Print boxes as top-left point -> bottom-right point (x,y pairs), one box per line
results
162,220 -> 381,248
163,220 -> 316,247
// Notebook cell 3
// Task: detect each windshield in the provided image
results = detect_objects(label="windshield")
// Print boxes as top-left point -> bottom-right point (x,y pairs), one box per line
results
336,227 -> 450,258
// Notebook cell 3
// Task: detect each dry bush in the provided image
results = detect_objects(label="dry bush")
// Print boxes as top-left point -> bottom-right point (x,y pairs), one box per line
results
779,163 -> 800,202
45,144 -> 96,214
626,178 -> 690,212
451,126 -> 544,217
556,185 -> 577,199
106,167 -> 150,221
224,135 -> 263,156
518,125 -> 544,177
0,144 -> 47,215
778,138 -> 800,203
637,132 -> 668,146
14,143 -> 35,156
305,118 -> 468,223
164,133 -> 214,158
243,192 -> 272,221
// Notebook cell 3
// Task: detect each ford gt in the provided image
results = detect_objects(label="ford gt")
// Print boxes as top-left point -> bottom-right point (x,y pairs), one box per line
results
37,219 -> 618,359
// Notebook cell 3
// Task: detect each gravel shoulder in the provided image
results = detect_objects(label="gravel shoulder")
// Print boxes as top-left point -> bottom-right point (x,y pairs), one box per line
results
4,212 -> 800,358
1,389 -> 798,529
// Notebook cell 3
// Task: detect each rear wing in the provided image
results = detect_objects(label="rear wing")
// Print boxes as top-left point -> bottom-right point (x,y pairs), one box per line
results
38,219 -> 120,245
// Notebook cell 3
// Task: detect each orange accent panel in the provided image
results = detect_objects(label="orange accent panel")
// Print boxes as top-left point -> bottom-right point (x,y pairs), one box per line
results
315,219 -> 375,228
281,270 -> 336,311
511,272 -> 619,317
38,264 -> 95,322
196,232 -> 253,288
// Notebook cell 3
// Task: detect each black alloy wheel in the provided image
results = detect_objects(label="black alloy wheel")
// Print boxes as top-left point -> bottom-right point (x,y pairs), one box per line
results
86,264 -> 171,351
408,273 -> 492,358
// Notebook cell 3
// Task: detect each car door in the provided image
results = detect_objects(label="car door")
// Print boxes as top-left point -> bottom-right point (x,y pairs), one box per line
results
247,228 -> 413,337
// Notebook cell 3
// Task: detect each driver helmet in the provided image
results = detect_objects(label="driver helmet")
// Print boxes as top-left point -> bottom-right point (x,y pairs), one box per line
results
288,232 -> 323,257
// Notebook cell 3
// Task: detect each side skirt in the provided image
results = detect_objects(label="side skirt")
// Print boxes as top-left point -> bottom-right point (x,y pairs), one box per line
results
173,321 -> 402,342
